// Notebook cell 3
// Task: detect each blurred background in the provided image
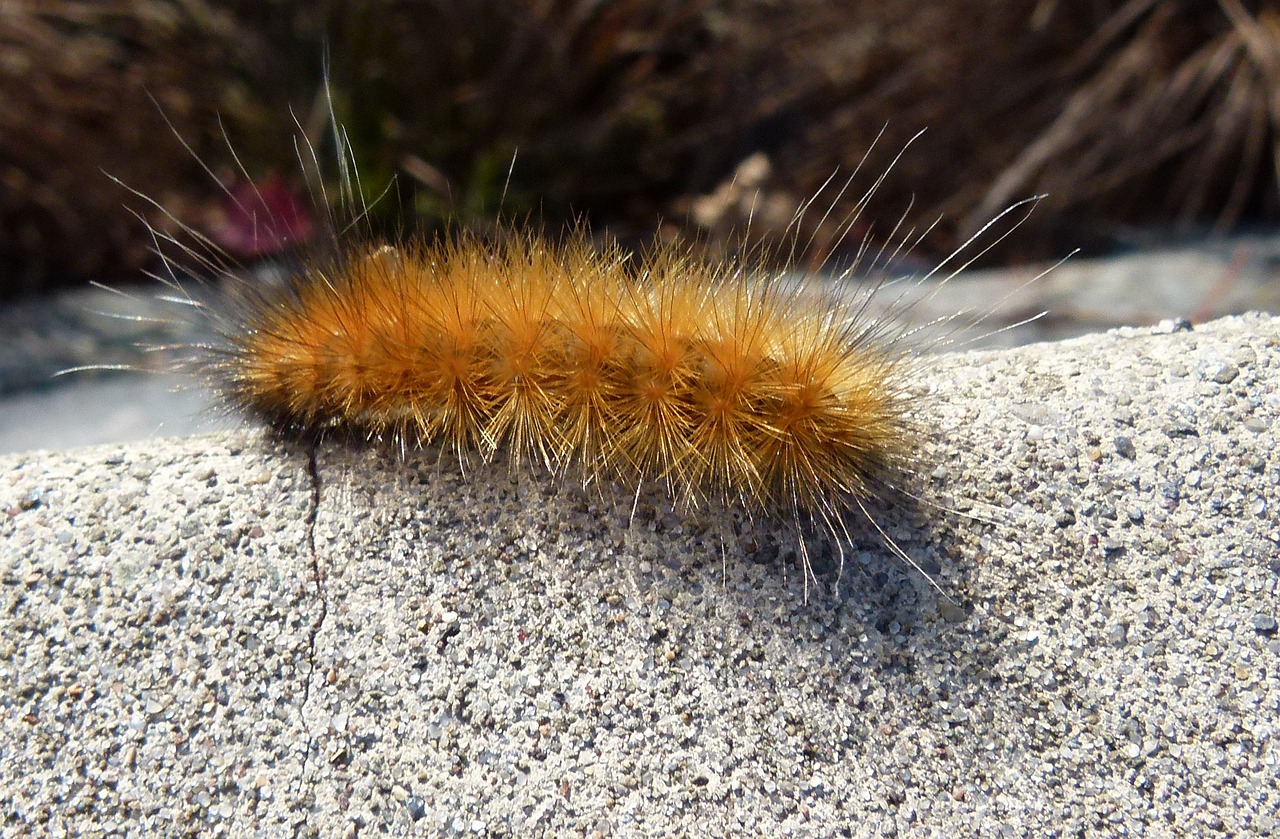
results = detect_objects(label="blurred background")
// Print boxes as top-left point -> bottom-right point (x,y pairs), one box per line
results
2,0 -> 1280,451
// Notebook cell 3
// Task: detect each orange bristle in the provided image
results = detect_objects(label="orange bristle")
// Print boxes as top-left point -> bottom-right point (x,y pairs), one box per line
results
225,230 -> 918,531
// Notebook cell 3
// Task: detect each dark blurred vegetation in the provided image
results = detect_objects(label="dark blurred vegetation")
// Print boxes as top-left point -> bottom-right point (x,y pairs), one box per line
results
2,0 -> 1279,297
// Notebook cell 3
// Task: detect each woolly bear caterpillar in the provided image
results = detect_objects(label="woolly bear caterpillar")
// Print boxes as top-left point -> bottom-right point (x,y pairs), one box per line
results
97,90 -> 1056,600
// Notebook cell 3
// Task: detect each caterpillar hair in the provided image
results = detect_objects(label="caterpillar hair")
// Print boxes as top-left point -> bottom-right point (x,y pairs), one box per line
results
103,93 -> 1053,600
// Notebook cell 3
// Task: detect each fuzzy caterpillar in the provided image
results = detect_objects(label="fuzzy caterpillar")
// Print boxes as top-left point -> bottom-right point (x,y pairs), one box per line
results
218,232 -> 914,531
110,107 -> 1050,594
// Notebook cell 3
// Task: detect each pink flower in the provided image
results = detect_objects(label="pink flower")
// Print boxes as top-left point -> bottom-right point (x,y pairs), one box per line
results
213,174 -> 315,258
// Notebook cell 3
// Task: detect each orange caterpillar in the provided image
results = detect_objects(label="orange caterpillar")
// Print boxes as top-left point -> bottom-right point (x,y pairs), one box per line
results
219,232 -> 915,533
121,110 -> 1045,590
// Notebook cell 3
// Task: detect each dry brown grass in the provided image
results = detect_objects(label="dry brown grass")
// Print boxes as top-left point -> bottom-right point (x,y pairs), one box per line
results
0,0 -> 287,296
687,0 -> 1280,259
302,0 -> 1280,262
961,0 -> 1280,242
3,0 -> 1278,295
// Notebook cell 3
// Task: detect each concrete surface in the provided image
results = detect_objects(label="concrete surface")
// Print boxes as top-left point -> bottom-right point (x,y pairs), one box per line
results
1,314 -> 1277,837
0,376 -> 227,455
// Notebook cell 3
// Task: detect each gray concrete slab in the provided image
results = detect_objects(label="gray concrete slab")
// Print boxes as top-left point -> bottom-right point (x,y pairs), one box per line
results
1,314 -> 1277,836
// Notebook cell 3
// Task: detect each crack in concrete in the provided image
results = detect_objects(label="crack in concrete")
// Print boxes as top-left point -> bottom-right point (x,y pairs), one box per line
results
291,444 -> 329,830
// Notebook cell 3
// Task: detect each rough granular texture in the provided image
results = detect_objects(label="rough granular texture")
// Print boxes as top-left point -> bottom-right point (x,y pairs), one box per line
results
1,314 -> 1277,837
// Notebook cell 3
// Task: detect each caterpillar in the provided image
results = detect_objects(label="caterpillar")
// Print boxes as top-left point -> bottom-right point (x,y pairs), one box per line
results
113,106 -> 1050,597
